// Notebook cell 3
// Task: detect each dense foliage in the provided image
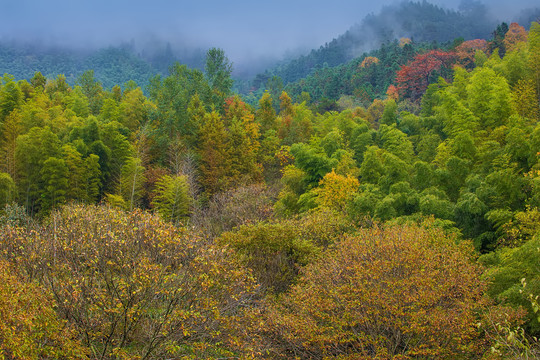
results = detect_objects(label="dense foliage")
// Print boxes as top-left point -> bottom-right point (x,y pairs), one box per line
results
0,204 -> 255,359
246,223 -> 489,359
0,11 -> 540,360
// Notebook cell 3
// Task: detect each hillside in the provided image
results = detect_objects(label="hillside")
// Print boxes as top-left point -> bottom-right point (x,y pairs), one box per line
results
0,0 -> 540,356
251,1 -> 495,90
1,21 -> 539,358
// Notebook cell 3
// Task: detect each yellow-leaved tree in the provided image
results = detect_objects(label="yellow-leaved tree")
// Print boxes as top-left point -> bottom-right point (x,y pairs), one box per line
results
0,259 -> 87,359
314,169 -> 359,212
0,204 -> 256,360
246,222 -> 496,359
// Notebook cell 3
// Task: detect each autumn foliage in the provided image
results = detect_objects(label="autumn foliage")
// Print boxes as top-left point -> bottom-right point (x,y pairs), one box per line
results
359,56 -> 380,69
0,260 -> 87,359
455,39 -> 488,68
399,37 -> 412,47
0,20 -> 540,360
396,50 -> 456,101
247,222 -> 490,359
504,22 -> 528,52
386,84 -> 399,101
314,169 -> 359,212
0,204 -> 255,359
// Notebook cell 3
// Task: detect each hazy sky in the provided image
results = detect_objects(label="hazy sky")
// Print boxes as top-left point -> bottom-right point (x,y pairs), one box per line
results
1,0 -> 538,65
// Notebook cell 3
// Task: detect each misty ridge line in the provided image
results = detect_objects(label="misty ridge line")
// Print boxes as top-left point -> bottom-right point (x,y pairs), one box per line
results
0,0 -> 538,88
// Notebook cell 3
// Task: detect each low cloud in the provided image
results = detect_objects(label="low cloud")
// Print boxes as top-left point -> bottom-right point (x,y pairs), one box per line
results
0,0 -> 538,75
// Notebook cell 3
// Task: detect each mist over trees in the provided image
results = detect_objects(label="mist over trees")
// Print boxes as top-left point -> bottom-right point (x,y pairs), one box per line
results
1,0 -> 539,93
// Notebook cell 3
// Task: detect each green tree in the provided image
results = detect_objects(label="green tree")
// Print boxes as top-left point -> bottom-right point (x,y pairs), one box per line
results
481,238 -> 540,335
348,183 -> 384,220
379,124 -> 415,163
512,79 -> 539,121
0,172 -> 16,208
359,145 -> 385,184
256,91 -> 277,134
278,100 -> 314,145
350,123 -> 375,163
152,174 -> 191,223
380,99 -> 398,125
185,93 -> 206,147
411,160 -> 434,191
102,123 -> 134,185
438,92 -> 480,137
45,74 -> 70,99
466,67 -> 513,130
378,151 -> 411,192
16,127 -> 61,214
266,76 -> 283,111
259,129 -> 281,179
0,108 -> 22,179
40,157 -> 69,214
66,86 -> 90,118
455,192 -> 490,250
119,157 -> 146,211
290,143 -> 338,186
99,98 -> 120,123
320,129 -> 345,158
119,86 -> 151,132
88,140 -> 112,194
205,48 -> 233,109
148,63 -> 211,158
226,103 -> 262,184
489,22 -> 509,56
274,165 -> 308,216
0,74 -> 23,122
62,144 -> 86,202
483,167 -> 527,211
84,154 -> 101,203
529,22 -> 540,100
76,70 -> 103,115
279,90 -> 293,117
101,127 -> 133,187
30,71 -> 47,90
198,111 -> 230,195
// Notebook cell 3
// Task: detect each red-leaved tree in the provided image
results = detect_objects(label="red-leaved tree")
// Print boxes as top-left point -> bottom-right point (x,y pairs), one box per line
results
396,50 -> 456,101
455,39 -> 488,69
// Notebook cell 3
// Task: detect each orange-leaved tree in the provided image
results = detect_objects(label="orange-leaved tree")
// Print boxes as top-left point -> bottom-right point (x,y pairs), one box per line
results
503,22 -> 528,53
455,39 -> 488,69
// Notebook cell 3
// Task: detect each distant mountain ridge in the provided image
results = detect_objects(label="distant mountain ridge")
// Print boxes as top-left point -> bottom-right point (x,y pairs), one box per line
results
252,1 -> 496,89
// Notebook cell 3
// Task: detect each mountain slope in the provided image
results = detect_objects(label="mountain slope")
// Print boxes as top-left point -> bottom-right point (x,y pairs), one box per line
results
253,1 -> 494,88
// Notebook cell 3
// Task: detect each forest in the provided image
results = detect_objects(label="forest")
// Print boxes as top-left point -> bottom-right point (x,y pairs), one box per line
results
0,9 -> 539,360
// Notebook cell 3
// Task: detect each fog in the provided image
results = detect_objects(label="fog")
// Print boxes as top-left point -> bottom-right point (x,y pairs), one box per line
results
1,0 -> 539,73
